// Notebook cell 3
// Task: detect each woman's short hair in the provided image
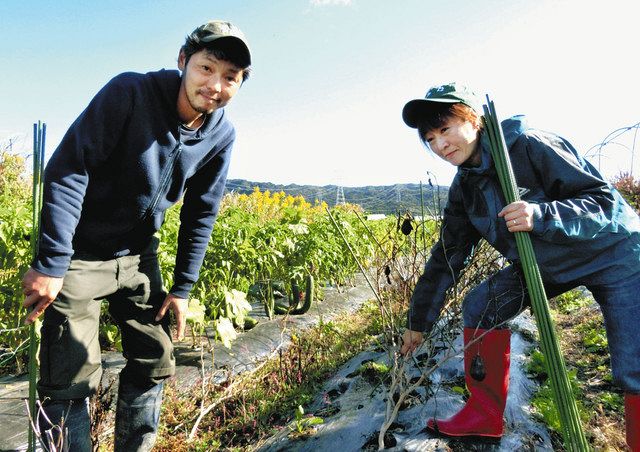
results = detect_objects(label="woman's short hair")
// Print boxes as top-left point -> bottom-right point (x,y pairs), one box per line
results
416,103 -> 482,146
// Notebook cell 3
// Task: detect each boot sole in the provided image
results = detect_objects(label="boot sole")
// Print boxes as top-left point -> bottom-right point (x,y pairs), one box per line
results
424,424 -> 502,443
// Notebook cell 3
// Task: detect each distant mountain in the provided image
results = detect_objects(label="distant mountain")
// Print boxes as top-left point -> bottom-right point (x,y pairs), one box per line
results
224,179 -> 449,215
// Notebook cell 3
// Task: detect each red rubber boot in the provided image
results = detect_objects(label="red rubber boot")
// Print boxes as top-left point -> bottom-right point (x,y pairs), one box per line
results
627,393 -> 640,452
427,328 -> 510,438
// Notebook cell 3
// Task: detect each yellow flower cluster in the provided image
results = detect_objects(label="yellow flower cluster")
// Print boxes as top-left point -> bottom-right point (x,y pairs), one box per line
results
222,187 -> 328,221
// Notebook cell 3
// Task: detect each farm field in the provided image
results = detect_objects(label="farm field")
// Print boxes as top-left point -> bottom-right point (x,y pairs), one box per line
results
0,150 -> 635,450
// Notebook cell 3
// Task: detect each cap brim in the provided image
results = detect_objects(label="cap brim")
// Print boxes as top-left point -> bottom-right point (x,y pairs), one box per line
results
402,98 -> 459,128
202,35 -> 251,67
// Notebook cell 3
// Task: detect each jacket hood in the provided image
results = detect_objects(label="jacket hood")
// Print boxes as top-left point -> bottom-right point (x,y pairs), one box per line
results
460,115 -> 530,176
497,114 -> 529,150
149,69 -> 182,113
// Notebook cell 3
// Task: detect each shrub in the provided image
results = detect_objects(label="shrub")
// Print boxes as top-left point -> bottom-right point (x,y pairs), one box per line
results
160,189 -> 375,323
612,172 -> 640,213
0,151 -> 33,374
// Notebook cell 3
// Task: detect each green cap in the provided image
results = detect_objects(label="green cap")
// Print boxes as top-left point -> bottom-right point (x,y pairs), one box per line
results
402,82 -> 480,128
190,20 -> 251,67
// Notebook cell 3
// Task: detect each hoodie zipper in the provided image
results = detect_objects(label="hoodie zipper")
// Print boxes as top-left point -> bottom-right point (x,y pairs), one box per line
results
142,141 -> 182,220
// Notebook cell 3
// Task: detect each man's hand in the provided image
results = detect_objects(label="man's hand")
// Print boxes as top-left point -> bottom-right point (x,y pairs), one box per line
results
400,329 -> 424,355
155,294 -> 188,341
498,201 -> 534,233
22,268 -> 64,324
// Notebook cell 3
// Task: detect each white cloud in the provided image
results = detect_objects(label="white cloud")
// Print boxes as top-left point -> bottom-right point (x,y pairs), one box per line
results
309,0 -> 352,6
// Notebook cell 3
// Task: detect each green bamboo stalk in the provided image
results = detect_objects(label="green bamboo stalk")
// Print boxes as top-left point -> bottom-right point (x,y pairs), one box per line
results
482,99 -> 588,451
28,121 -> 46,451
484,101 -> 584,447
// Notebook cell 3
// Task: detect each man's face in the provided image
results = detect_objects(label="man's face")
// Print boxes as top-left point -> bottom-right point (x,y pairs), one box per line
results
423,116 -> 481,167
177,49 -> 243,118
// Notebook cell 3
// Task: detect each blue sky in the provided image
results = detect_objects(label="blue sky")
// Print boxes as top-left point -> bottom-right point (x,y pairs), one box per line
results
1,0 -> 639,187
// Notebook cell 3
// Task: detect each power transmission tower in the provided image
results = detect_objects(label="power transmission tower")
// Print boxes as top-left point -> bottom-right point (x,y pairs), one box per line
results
335,186 -> 346,206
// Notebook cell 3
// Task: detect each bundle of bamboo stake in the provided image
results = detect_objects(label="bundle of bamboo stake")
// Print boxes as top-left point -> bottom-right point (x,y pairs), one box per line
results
28,121 -> 46,452
482,98 -> 588,451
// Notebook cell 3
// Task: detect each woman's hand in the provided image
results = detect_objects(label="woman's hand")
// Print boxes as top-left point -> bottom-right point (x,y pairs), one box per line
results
498,201 -> 534,232
400,329 -> 424,355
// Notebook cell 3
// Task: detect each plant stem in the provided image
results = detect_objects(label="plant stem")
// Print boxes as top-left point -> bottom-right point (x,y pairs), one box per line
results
420,181 -> 427,258
325,207 -> 391,327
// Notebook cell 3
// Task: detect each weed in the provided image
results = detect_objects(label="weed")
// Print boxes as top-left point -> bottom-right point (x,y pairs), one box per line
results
526,349 -> 547,380
598,391 -> 624,411
530,294 -> 626,450
356,361 -> 391,385
290,405 -> 323,436
531,369 -> 588,433
576,319 -> 608,353
153,299 -> 383,450
550,289 -> 592,314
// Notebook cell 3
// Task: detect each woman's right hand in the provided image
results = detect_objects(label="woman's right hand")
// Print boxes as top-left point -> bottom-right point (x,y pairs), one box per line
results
400,329 -> 424,355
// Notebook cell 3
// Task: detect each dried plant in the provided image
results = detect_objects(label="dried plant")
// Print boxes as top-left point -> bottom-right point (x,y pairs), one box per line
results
356,210 -> 507,449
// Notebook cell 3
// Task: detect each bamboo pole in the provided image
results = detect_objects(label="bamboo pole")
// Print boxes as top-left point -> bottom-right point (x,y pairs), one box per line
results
482,99 -> 588,451
28,121 -> 46,451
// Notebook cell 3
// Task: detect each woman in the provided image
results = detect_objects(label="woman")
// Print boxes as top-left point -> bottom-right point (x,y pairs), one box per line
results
399,82 -> 639,450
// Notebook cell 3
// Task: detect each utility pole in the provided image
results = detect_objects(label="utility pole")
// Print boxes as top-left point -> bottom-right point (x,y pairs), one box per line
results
335,186 -> 346,206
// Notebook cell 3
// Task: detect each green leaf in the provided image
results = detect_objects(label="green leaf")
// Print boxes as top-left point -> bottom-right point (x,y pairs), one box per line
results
451,386 -> 466,395
224,289 -> 252,326
215,317 -> 237,349
288,223 -> 309,235
303,416 -> 324,427
185,298 -> 206,329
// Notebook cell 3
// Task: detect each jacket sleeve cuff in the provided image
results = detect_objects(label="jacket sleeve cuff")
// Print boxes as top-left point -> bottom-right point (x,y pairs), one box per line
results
406,315 -> 434,334
530,202 -> 544,235
31,254 -> 70,278
169,280 -> 193,299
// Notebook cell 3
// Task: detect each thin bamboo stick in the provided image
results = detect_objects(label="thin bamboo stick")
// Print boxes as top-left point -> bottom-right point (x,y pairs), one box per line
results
28,121 -> 46,452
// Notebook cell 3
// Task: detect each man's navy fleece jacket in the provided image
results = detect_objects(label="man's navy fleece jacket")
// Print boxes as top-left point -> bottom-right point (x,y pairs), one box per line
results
32,69 -> 235,298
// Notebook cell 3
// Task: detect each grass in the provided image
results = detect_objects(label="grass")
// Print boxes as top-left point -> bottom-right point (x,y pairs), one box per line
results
528,289 -> 626,450
87,247 -> 629,450
148,299 -> 386,451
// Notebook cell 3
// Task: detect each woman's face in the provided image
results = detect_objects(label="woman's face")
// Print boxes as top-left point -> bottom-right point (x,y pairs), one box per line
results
423,116 -> 481,167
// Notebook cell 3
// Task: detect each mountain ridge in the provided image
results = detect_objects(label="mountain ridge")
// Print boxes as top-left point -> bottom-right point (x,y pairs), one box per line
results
224,179 -> 448,215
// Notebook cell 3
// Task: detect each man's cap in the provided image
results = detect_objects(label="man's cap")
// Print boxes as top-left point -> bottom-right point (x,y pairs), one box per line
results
402,82 -> 480,128
190,20 -> 251,67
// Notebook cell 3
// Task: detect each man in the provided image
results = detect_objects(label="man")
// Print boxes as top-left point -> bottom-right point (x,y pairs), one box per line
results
21,20 -> 251,451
